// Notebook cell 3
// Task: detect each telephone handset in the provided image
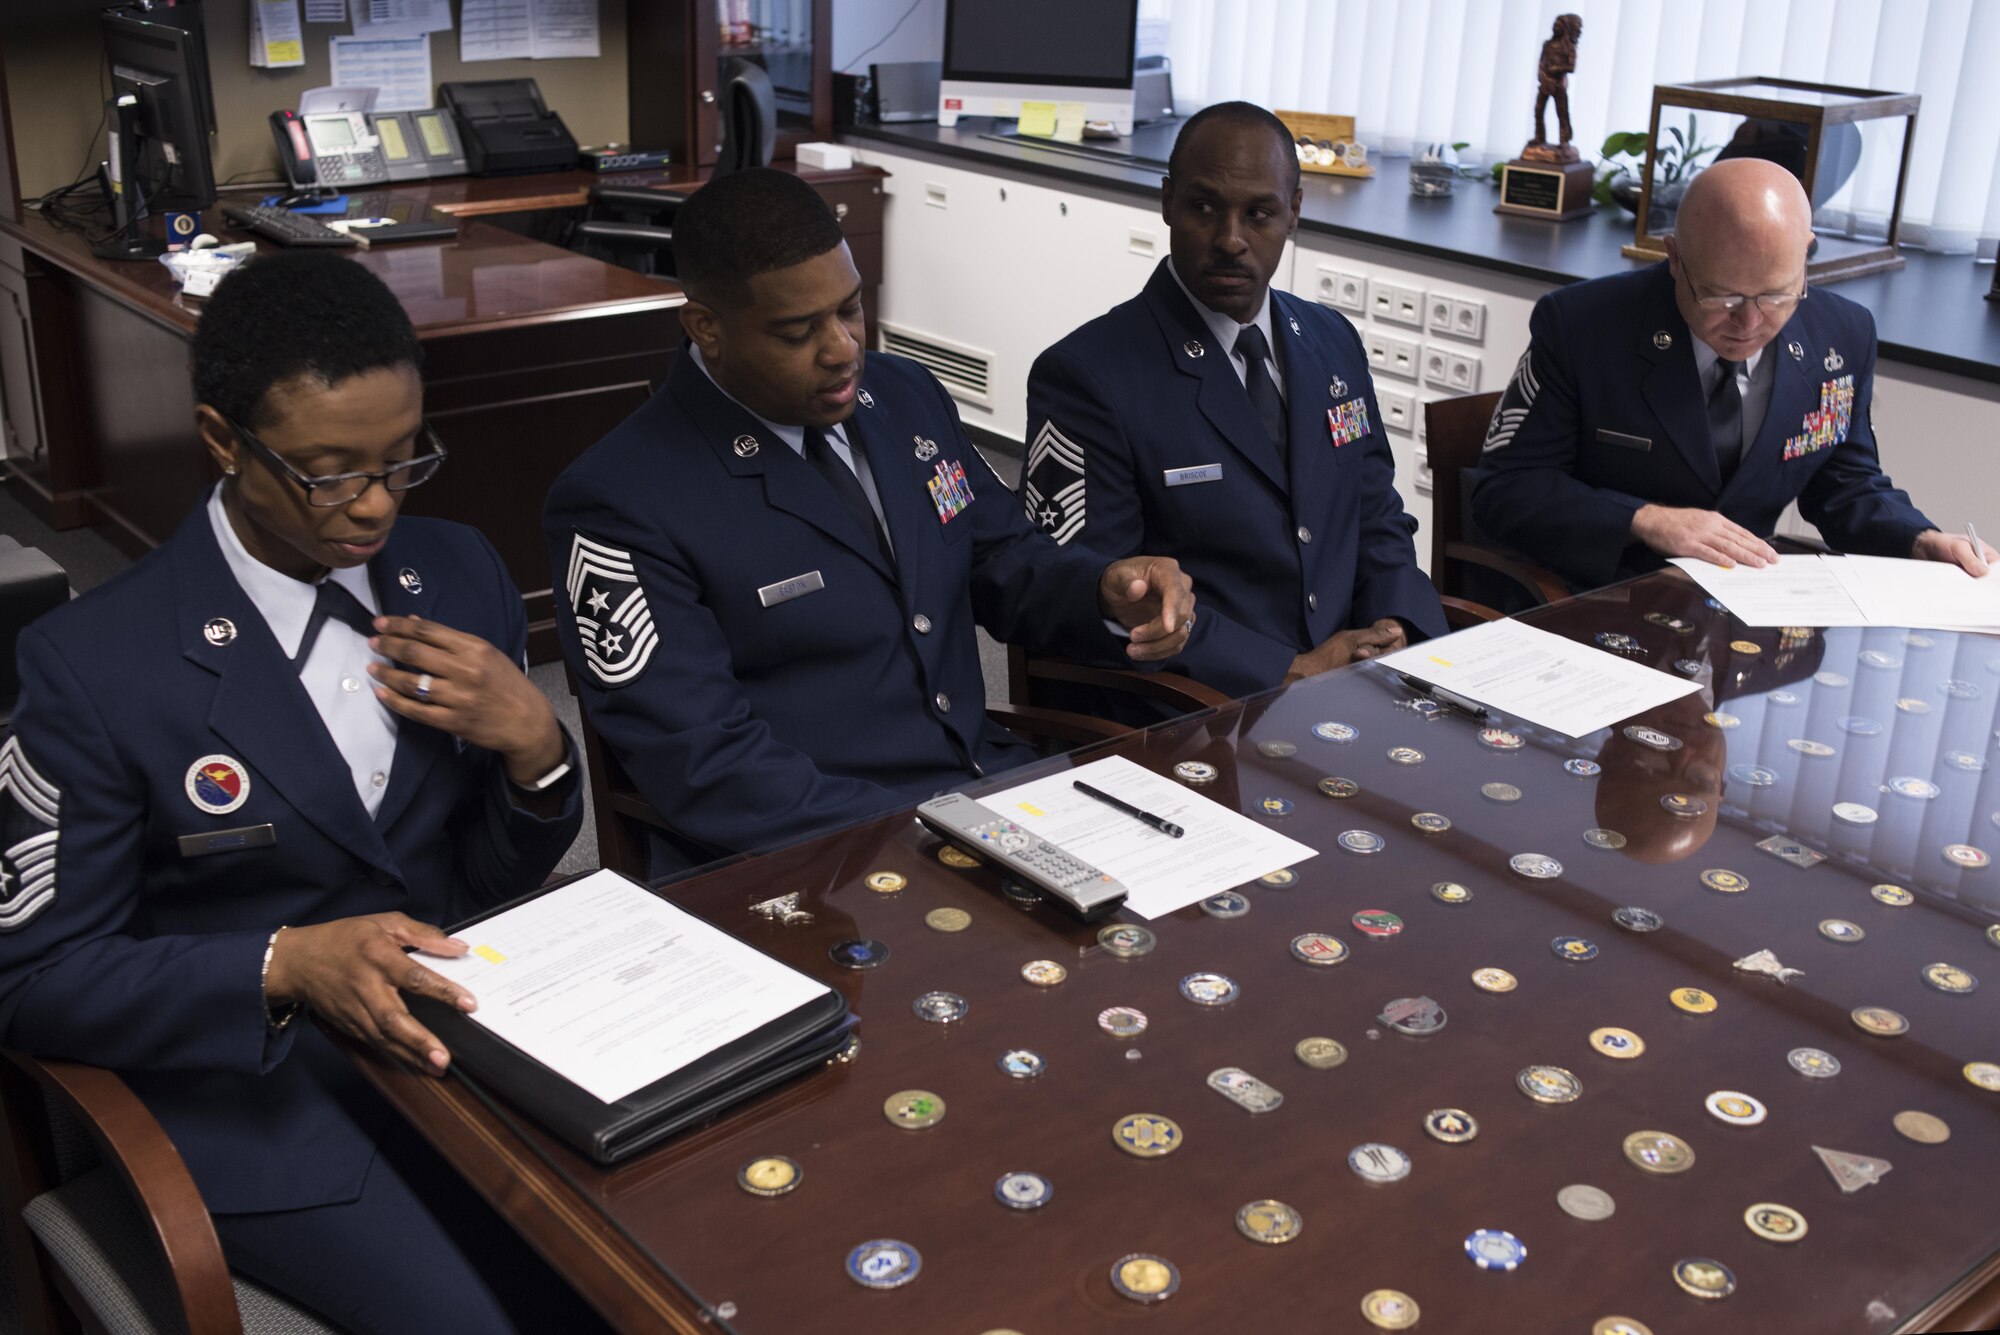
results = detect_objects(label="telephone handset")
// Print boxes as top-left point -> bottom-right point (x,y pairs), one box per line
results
268,109 -> 390,196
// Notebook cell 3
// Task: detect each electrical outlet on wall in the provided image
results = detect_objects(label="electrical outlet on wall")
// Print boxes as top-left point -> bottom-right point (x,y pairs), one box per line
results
1445,351 -> 1482,392
1421,345 -> 1451,389
1316,265 -> 1367,313
1449,297 -> 1486,342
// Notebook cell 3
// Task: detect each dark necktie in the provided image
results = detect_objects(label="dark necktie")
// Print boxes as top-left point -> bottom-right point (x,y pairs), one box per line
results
1708,357 -> 1744,477
802,426 -> 894,567
294,579 -> 378,671
1234,324 -> 1288,451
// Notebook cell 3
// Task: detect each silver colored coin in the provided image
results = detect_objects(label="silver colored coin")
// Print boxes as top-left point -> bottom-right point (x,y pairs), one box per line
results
1728,763 -> 1779,788
1612,906 -> 1663,933
1482,782 -> 1523,802
1788,1047 -> 1841,1078
1583,828 -> 1628,850
1338,829 -> 1386,854
1558,1184 -> 1615,1221
1887,775 -> 1941,800
1201,891 -> 1251,918
994,1170 -> 1052,1210
1510,853 -> 1563,879
1256,739 -> 1299,758
1832,802 -> 1878,826
998,1048 -> 1046,1078
1347,1142 -> 1412,1183
912,990 -> 968,1023
1180,972 -> 1240,1006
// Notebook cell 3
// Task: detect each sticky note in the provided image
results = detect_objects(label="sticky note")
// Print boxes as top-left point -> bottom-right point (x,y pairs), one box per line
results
1017,101 -> 1057,138
474,944 -> 508,964
1054,101 -> 1087,143
1015,802 -> 1046,818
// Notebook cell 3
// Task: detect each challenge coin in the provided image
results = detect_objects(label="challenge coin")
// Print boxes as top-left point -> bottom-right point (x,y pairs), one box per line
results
1787,738 -> 1835,758
1622,725 -> 1681,752
864,871 -> 907,893
1552,935 -> 1600,962
1558,1184 -> 1615,1221
1387,746 -> 1425,765
1348,1142 -> 1412,1183
738,1156 -> 801,1196
1623,1130 -> 1695,1174
1424,1108 -> 1479,1143
1744,1203 -> 1807,1243
1411,811 -> 1452,834
1432,881 -> 1473,905
1339,829 -> 1386,854
1612,906 -> 1663,933
1471,967 -> 1518,993
1257,796 -> 1295,817
912,991 -> 968,1023
1788,1048 -> 1841,1078
1098,1007 -> 1147,1038
1256,739 -> 1298,758
1173,760 -> 1218,785
1208,1067 -> 1284,1113
1360,1290 -> 1420,1330
1318,776 -> 1360,799
1989,923 -> 2000,949
925,906 -> 971,932
1313,721 -> 1359,743
883,1089 -> 945,1129
830,938 -> 890,969
1728,763 -> 1778,787
1236,1199 -> 1304,1244
1672,1257 -> 1736,1300
1945,844 -> 1992,870
1482,782 -> 1523,802
1381,997 -> 1447,1035
937,844 -> 980,869
1180,972 -> 1239,1005
1832,802 -> 1878,826
1661,793 -> 1708,818
846,1239 -> 920,1289
1705,1090 -> 1767,1126
1479,727 -> 1525,750
1109,1254 -> 1178,1304
1518,1065 -> 1582,1103
994,1170 -> 1052,1210
1297,1037 -> 1348,1069
998,1048 -> 1045,1079
1565,758 -> 1603,776
1098,924 -> 1156,957
1291,933 -> 1350,966
1465,1229 -> 1526,1271
1820,918 -> 1865,943
1201,890 -> 1251,918
1700,869 -> 1749,894
1894,1110 -> 1950,1144
1002,879 -> 1043,906
1583,827 -> 1628,850
1112,1114 -> 1183,1158
1021,959 -> 1067,987
1670,987 -> 1718,1015
1851,1005 -> 1908,1037
1871,882 -> 1914,906
1888,775 -> 1940,800
1258,868 -> 1300,889
1590,1027 -> 1645,1059
1510,852 -> 1563,879
1922,962 -> 1978,994
1706,711 -> 1740,729
1841,716 -> 1884,736
1353,909 -> 1404,937
1963,1061 -> 2000,1091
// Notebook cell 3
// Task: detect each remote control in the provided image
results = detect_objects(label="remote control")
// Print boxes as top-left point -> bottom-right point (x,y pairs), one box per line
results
917,791 -> 1129,922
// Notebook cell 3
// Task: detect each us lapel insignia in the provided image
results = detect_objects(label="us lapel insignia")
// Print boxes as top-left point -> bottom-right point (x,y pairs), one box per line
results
1328,375 -> 1349,398
857,389 -> 875,408
1289,317 -> 1301,335
397,567 -> 422,594
1184,339 -> 1205,359
201,617 -> 237,646
1787,340 -> 1804,361
1652,331 -> 1673,350
1824,347 -> 1845,371
732,434 -> 760,458
913,435 -> 939,461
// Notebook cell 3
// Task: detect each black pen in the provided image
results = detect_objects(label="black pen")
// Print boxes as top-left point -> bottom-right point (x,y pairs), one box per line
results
1395,671 -> 1491,721
1073,780 -> 1185,838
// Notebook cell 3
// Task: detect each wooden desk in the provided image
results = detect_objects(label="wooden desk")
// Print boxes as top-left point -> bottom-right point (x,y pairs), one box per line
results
355,575 -> 2000,1334
0,211 -> 681,661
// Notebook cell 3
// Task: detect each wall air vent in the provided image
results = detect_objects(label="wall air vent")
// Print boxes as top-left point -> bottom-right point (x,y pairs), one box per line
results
878,322 -> 993,409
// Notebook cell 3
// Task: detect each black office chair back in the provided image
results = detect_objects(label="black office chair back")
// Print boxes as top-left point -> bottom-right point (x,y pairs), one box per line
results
0,539 -> 71,727
714,57 -> 777,179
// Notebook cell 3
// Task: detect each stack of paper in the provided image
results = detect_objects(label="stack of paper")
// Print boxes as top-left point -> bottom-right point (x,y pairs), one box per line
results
250,0 -> 305,67
1671,554 -> 2000,633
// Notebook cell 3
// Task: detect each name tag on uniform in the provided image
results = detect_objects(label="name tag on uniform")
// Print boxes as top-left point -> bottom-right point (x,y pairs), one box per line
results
758,570 -> 826,607
1595,429 -> 1652,452
1163,463 -> 1223,487
177,823 -> 276,858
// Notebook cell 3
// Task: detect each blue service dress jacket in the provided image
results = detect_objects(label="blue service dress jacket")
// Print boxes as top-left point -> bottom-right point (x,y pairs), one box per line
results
1470,261 -> 1935,591
543,348 -> 1125,871
1025,259 -> 1445,699
0,504 -> 581,1215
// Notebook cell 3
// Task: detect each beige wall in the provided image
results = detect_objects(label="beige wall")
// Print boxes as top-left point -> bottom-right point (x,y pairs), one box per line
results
3,0 -> 631,202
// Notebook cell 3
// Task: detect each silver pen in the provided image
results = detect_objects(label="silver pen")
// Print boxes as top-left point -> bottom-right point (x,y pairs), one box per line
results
1970,521 -> 1988,573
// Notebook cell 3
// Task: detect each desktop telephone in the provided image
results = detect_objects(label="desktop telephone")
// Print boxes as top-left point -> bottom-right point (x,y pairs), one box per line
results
270,109 -> 389,192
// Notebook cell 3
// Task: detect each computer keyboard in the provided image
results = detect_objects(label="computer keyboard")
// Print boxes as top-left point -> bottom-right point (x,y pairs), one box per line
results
220,205 -> 359,248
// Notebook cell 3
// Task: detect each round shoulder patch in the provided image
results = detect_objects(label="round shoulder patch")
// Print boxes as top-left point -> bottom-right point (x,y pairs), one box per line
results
185,755 -> 251,815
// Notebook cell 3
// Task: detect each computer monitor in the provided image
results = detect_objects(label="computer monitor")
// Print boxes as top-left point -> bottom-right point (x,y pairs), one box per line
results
938,0 -> 1138,133
101,5 -> 217,216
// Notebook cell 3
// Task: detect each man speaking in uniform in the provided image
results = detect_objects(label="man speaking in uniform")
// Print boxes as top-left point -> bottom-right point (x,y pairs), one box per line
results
1025,102 -> 1444,700
1473,157 -> 1991,590
545,169 -> 1195,872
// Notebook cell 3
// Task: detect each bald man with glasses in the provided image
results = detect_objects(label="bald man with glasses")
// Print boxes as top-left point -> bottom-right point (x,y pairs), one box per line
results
1471,157 -> 1991,593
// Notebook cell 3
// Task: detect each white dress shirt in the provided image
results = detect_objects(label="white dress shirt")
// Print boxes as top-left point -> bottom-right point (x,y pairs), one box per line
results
1690,336 -> 1774,459
1168,257 -> 1287,404
207,486 -> 399,816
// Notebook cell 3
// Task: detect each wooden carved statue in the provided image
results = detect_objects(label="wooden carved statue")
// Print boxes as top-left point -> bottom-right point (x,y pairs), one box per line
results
1525,14 -> 1584,163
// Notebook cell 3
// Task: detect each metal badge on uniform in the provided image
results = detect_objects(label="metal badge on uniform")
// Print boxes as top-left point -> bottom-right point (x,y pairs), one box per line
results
397,567 -> 422,594
1787,340 -> 1804,361
1163,463 -> 1223,487
1652,330 -> 1673,349
732,434 -> 760,458
1824,346 -> 1845,372
1327,397 -> 1371,447
1183,339 -> 1205,359
176,823 -> 276,858
913,435 -> 938,461
202,617 -> 236,646
184,755 -> 251,815
927,459 -> 974,524
757,570 -> 826,608
857,389 -> 875,408
1328,375 -> 1348,398
1288,317 -> 1301,335
1595,429 -> 1652,452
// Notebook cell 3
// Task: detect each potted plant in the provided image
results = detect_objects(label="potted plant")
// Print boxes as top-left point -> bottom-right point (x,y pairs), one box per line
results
1596,114 -> 1718,218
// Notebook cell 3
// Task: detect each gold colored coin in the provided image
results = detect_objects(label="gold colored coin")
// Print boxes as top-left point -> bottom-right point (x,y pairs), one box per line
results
1359,1289 -> 1420,1330
1296,1036 -> 1348,1069
1730,639 -> 1761,654
1471,967 -> 1518,993
883,1089 -> 945,1129
1670,986 -> 1718,1014
1021,959 -> 1067,987
1966,1061 -> 2000,1091
924,906 -> 971,932
1593,1320 -> 1654,1335
1589,1026 -> 1645,1059
937,845 -> 980,869
1623,1129 -> 1695,1175
1894,1110 -> 1950,1144
1115,1255 -> 1174,1297
1744,1202 -> 1806,1243
736,1156 -> 800,1196
865,870 -> 907,893
1851,1005 -> 1909,1037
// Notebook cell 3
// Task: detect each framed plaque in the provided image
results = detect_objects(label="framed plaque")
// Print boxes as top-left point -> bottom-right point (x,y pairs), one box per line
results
1495,159 -> 1594,221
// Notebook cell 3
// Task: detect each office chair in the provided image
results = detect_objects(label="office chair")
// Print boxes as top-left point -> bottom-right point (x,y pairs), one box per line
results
565,183 -> 687,278
0,538 -> 70,728
713,57 -> 777,179
1423,391 -> 1572,611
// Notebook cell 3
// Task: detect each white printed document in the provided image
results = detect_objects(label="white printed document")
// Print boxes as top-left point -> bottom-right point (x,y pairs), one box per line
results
328,33 -> 433,111
1669,555 -> 1870,626
460,0 -> 598,61
976,755 -> 1317,920
1826,554 -> 2000,633
1376,618 -> 1700,738
426,871 -> 832,1105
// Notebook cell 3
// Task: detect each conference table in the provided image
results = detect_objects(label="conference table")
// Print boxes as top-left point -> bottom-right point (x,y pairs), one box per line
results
355,569 -> 2000,1334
